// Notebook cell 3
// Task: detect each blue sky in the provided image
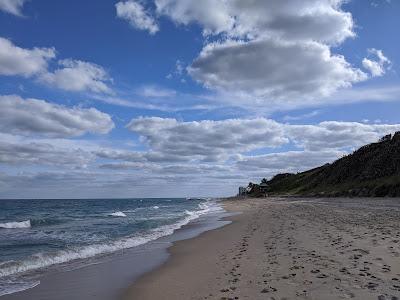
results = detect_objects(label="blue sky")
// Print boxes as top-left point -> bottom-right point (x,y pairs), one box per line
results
0,0 -> 399,198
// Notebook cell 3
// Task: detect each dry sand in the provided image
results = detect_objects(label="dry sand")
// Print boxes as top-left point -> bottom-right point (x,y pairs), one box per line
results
124,198 -> 400,300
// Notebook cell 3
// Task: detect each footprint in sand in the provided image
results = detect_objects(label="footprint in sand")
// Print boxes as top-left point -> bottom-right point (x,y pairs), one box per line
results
366,282 -> 379,290
392,284 -> 400,291
260,286 -> 277,293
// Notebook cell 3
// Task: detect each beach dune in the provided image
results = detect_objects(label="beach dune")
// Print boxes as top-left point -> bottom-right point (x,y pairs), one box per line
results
125,198 -> 400,300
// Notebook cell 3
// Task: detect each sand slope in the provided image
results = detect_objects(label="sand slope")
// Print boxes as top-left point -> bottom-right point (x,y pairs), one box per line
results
125,198 -> 400,300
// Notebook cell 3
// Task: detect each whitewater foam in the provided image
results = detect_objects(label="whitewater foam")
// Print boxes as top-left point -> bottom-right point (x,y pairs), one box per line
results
109,211 -> 127,217
0,200 -> 222,279
0,220 -> 31,229
0,278 -> 40,297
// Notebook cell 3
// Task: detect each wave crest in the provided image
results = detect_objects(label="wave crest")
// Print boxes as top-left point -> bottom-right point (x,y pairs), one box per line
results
0,200 -> 223,279
109,211 -> 126,217
0,220 -> 31,229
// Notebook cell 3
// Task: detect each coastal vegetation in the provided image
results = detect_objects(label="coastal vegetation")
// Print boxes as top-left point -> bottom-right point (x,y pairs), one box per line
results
245,132 -> 400,197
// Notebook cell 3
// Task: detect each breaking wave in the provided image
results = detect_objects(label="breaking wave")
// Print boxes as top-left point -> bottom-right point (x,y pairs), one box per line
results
0,200 -> 222,279
109,211 -> 127,217
0,220 -> 31,229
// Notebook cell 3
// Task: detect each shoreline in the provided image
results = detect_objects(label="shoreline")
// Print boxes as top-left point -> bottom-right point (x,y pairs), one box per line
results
1,200 -> 231,300
124,197 -> 400,300
122,197 -> 261,299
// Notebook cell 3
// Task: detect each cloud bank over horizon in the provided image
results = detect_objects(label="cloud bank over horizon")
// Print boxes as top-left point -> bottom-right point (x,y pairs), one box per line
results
2,110 -> 400,198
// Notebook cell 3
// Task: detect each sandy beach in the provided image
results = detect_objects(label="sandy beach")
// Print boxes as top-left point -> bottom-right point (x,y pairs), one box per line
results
125,197 -> 400,300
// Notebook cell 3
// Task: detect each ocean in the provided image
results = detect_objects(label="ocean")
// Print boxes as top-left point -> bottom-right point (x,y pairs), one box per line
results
0,198 -> 222,297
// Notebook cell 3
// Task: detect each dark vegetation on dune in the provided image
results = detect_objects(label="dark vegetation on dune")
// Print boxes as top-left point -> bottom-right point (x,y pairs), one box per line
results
246,132 -> 400,197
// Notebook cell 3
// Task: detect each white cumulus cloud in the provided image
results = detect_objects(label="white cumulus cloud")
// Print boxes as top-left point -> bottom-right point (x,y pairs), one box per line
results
126,116 -> 400,163
0,37 -> 55,77
0,95 -> 115,137
362,48 -> 391,77
152,0 -> 377,108
0,0 -> 27,16
155,0 -> 233,35
0,37 -> 114,94
116,0 -> 159,34
156,0 -> 354,43
237,150 -> 345,173
127,117 -> 288,162
286,121 -> 400,151
0,136 -> 95,167
189,39 -> 367,104
39,59 -> 113,94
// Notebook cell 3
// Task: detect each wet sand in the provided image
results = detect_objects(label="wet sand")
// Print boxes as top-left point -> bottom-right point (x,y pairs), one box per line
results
125,197 -> 400,300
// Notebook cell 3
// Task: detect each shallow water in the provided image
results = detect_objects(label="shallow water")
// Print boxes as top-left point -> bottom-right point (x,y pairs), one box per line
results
0,198 -> 222,296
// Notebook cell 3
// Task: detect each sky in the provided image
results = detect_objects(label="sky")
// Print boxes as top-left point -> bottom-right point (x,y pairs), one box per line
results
0,0 -> 399,199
